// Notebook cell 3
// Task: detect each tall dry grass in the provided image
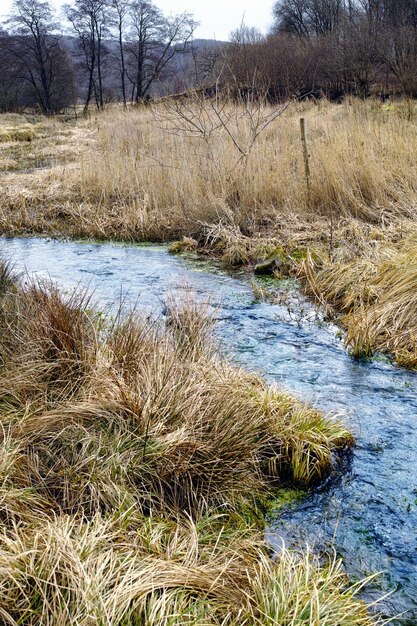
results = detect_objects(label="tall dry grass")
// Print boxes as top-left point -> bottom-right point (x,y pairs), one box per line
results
0,257 -> 384,625
67,98 -> 417,240
303,236 -> 417,367
1,98 -> 417,240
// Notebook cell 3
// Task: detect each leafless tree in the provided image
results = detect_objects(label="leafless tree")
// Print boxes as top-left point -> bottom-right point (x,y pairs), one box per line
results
274,0 -> 345,37
65,0 -> 109,112
125,0 -> 196,102
109,0 -> 129,106
4,0 -> 73,113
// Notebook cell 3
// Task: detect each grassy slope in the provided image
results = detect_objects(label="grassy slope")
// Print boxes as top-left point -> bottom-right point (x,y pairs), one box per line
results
0,259 -> 382,625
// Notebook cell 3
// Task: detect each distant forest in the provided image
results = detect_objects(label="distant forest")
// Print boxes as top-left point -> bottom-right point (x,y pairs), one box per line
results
1,0 -> 417,114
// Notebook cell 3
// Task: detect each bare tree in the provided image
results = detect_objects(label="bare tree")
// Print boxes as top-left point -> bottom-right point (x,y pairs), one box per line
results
225,25 -> 265,92
159,80 -> 290,177
223,26 -> 316,101
5,0 -> 73,114
109,0 -> 130,106
273,0 -> 311,37
126,0 -> 196,103
273,0 -> 344,37
383,23 -> 417,95
0,29 -> 25,111
65,0 -> 109,112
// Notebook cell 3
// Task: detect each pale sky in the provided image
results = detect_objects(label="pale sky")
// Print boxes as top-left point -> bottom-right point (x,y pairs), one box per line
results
0,0 -> 275,40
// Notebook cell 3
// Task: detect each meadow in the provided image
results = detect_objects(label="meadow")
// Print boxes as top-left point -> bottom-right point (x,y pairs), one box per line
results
1,97 -> 417,366
0,97 -> 416,621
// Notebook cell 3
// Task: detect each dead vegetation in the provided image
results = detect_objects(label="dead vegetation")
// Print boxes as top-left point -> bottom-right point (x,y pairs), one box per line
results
302,233 -> 417,367
1,98 -> 417,238
0,257 -> 384,625
1,98 -> 417,366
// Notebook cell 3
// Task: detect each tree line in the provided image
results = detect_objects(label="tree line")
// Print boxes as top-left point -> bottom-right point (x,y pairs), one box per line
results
1,0 -> 417,115
227,0 -> 417,100
0,0 -> 198,114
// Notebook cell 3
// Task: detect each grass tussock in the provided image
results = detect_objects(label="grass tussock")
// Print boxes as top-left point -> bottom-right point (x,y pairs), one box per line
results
0,275 -> 352,516
0,257 -> 382,625
0,126 -> 36,142
0,513 -> 380,626
302,236 -> 417,367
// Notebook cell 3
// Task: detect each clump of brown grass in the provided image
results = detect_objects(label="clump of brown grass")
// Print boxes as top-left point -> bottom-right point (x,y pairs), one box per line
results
359,241 -> 417,367
202,224 -> 281,268
0,512 -> 382,626
168,236 -> 198,254
0,259 -> 383,624
0,281 -> 97,409
301,235 -> 417,367
0,257 -> 16,298
0,258 -> 352,516
0,126 -> 36,142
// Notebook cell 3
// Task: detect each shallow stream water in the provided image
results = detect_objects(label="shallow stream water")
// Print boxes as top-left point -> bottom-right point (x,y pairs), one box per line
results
1,237 -> 416,624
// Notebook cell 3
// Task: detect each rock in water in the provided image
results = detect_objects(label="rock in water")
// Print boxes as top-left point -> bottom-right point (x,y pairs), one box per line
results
254,254 -> 285,275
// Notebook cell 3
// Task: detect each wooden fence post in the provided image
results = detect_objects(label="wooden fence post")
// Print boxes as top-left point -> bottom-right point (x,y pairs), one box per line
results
300,117 -> 310,198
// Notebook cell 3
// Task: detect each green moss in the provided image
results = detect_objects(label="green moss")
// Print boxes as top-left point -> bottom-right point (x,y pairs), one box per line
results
254,243 -> 285,262
288,246 -> 308,262
265,487 -> 308,520
230,488 -> 308,531
229,495 -> 268,529
267,245 -> 285,261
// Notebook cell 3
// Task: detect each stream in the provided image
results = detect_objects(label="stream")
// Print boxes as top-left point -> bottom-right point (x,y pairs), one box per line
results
1,236 -> 416,624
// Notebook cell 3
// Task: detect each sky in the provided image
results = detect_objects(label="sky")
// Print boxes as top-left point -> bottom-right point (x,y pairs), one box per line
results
0,0 -> 275,40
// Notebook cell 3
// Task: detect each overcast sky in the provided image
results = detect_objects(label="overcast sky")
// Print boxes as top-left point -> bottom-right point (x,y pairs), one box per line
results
0,0 -> 275,40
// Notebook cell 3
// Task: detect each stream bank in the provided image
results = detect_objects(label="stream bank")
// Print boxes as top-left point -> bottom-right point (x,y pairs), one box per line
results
1,236 -> 416,624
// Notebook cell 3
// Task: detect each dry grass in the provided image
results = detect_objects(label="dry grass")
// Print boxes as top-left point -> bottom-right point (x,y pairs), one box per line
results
1,98 -> 417,238
0,258 -> 384,625
0,113 -> 92,209
0,272 -> 352,517
69,98 -> 417,232
0,126 -> 37,142
0,513 -> 381,626
1,98 -> 417,366
302,233 -> 417,366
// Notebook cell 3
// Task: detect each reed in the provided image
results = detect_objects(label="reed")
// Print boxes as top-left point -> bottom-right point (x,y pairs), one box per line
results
1,99 -> 417,240
69,99 -> 417,236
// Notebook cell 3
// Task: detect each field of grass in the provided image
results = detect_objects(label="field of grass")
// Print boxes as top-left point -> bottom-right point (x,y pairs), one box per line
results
0,97 -> 417,368
2,99 -> 417,235
0,257 -> 384,625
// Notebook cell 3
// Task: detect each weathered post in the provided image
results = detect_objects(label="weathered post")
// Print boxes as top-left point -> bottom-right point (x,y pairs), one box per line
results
300,117 -> 310,198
